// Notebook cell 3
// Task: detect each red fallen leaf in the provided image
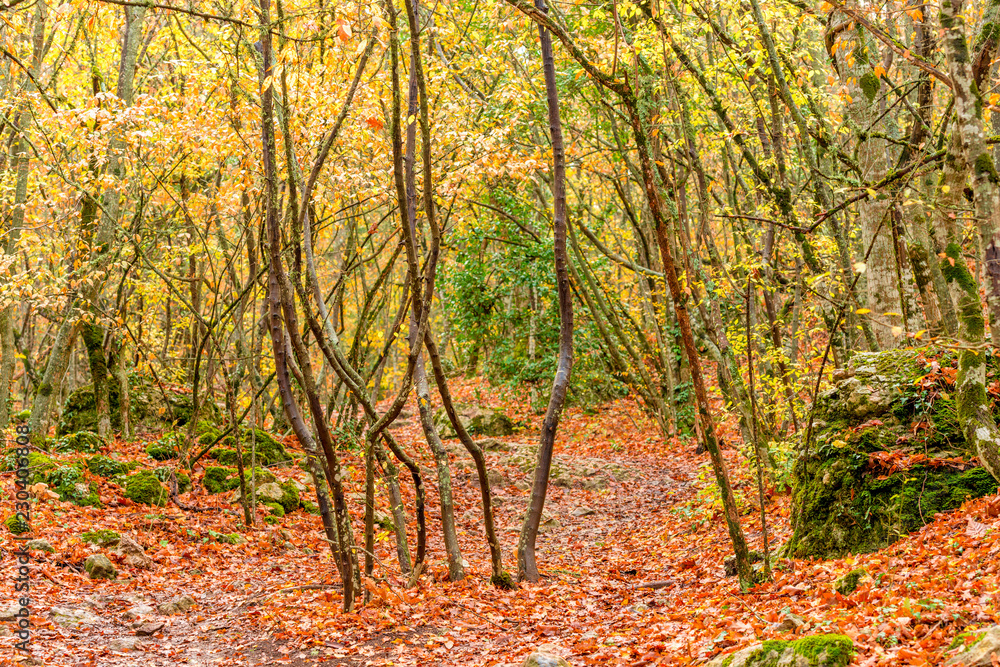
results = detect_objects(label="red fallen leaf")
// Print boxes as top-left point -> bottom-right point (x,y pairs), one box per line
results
679,558 -> 696,569
365,116 -> 384,132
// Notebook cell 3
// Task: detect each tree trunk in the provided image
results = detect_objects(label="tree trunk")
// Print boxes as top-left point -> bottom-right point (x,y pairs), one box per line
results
517,0 -> 573,584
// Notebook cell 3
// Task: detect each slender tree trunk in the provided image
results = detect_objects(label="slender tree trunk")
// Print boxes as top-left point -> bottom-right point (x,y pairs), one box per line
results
517,0 -> 573,583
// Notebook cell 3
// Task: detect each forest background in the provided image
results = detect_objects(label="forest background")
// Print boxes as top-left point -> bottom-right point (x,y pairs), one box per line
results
3,0 -> 1000,663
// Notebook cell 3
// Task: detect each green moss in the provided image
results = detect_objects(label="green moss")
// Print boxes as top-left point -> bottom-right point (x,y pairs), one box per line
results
86,455 -> 136,478
4,514 -> 30,534
53,431 -> 105,454
80,529 -> 121,547
1,451 -> 55,484
46,463 -> 102,507
490,571 -> 516,590
195,421 -> 221,445
278,481 -> 300,513
206,530 -> 244,544
302,501 -> 320,515
146,432 -> 184,461
733,635 -> 853,666
834,568 -> 866,595
859,71 -> 879,103
941,243 -> 978,293
243,428 -> 290,466
124,470 -> 168,506
263,501 -> 284,518
203,466 -> 240,494
211,448 -> 239,465
975,153 -> 1000,184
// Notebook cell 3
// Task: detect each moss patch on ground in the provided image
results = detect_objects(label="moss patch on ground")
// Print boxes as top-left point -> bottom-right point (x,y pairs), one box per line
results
46,463 -> 102,507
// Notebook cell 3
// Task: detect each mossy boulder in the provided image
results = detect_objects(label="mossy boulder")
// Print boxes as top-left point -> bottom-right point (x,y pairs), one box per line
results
86,455 -> 136,478
46,463 -> 101,507
146,431 -> 184,461
57,377 -> 221,437
205,466 -> 276,495
278,481 -> 300,513
788,350 -> 1000,560
206,428 -> 290,466
264,501 -> 284,517
706,634 -> 853,666
834,568 -> 867,595
1,450 -> 54,484
53,431 -> 105,454
4,514 -> 30,534
81,529 -> 121,547
124,471 -> 169,506
433,405 -> 516,438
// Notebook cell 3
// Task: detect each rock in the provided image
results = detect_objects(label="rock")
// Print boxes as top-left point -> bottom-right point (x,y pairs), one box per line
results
0,626 -> 10,637
81,530 -> 121,547
476,438 -> 511,452
787,349 -> 999,560
49,606 -> 103,627
706,634 -> 853,667
24,539 -> 54,552
52,431 -> 106,454
487,468 -> 505,488
135,621 -> 165,637
122,604 -> 155,621
109,637 -> 140,651
522,653 -> 571,667
434,405 -> 516,438
4,514 -> 30,534
774,612 -> 806,632
570,507 -> 595,517
0,603 -> 21,621
947,627 -> 1000,666
157,594 -> 195,615
124,470 -> 169,506
115,536 -> 154,570
255,481 -> 285,502
834,568 -> 866,595
86,455 -> 136,478
461,509 -> 479,524
84,554 -> 117,580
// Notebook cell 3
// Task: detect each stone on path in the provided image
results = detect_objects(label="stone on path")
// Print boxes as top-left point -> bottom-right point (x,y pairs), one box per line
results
157,594 -> 195,615
522,653 -> 571,667
135,620 -> 166,637
84,554 -> 116,580
115,535 -> 154,570
24,538 -> 54,552
49,606 -> 102,628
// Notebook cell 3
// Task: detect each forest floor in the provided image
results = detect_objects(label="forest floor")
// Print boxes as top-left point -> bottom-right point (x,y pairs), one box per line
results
1,379 -> 999,666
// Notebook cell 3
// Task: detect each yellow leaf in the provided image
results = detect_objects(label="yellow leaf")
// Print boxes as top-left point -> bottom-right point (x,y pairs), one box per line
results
941,185 -> 951,194
914,329 -> 926,339
820,1 -> 834,11
856,308 -> 871,315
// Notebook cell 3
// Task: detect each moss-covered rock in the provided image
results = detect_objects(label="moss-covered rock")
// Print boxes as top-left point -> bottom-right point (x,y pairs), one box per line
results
4,514 -> 30,534
302,500 -> 320,515
84,554 -> 116,580
86,455 -> 136,478
263,501 -> 284,518
706,634 -> 854,667
146,431 -> 185,461
278,481 -> 300,513
1,450 -> 55,484
202,466 -> 240,494
46,463 -> 102,507
81,529 -> 121,547
834,568 -> 867,595
53,431 -> 105,454
58,377 -> 221,437
124,471 -> 168,506
788,350 -> 1000,560
433,405 -> 516,438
